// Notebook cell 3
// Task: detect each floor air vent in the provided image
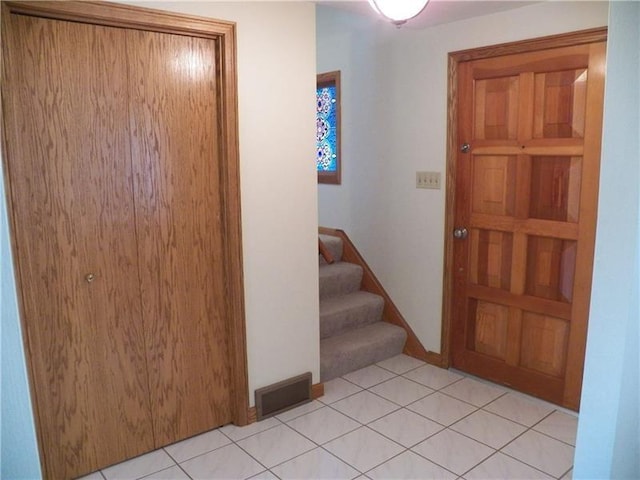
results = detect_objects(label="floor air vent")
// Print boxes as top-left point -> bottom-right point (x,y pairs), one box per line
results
255,372 -> 312,421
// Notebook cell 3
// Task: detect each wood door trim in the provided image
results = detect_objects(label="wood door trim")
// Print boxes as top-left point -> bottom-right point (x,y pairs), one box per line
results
1,0 -> 248,447
441,27 -> 607,371
3,1 -> 235,38
449,27 -> 607,62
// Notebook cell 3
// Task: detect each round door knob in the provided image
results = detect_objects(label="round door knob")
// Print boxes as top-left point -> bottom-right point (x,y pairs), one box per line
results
453,227 -> 468,239
85,273 -> 96,283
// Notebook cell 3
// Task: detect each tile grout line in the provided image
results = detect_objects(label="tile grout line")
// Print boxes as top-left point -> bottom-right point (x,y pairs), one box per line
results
498,448 -> 566,479
494,411 -> 574,479
159,447 -> 199,480
558,465 -> 573,479
392,371 -> 568,478
237,421 -> 321,474
283,369 -> 569,478
456,449 -> 503,479
158,447 -> 190,479
222,417 -> 284,442
374,358 -> 428,376
528,411 -> 579,448
403,396 -> 574,479
107,363 -> 576,480
250,418 -> 365,476
318,383 -> 365,406
481,404 -> 555,428
361,408 -> 444,449
176,463 -> 194,480
365,380 -> 435,408
407,430 -> 491,478
393,373 -> 440,391
321,422 -> 409,476
353,400 -> 510,480
228,434 -> 275,476
323,391 -> 401,427
531,428 -> 577,448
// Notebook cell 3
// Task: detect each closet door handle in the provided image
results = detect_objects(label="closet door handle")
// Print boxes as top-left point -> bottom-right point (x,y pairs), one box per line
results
85,273 -> 96,283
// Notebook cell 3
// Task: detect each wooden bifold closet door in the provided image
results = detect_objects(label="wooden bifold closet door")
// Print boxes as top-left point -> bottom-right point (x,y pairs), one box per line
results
129,27 -> 232,448
1,3 -> 245,479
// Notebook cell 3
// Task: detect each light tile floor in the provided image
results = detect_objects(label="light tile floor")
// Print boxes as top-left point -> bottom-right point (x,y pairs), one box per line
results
81,355 -> 578,480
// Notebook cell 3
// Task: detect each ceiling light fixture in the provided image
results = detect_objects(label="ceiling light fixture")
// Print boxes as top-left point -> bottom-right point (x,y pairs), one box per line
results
368,0 -> 430,26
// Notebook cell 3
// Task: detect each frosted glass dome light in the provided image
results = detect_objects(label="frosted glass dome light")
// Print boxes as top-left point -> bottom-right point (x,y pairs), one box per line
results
368,0 -> 429,26
369,0 -> 429,26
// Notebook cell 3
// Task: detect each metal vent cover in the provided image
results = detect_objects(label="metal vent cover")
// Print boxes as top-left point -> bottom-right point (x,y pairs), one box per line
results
255,372 -> 312,421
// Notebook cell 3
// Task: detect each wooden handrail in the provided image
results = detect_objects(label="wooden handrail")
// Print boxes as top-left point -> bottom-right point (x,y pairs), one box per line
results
318,238 -> 335,264
319,227 -> 442,366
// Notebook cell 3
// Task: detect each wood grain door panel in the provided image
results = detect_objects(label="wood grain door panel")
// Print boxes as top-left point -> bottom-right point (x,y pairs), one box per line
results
2,15 -> 154,478
128,30 -> 232,445
451,39 -> 605,409
2,4 -> 244,477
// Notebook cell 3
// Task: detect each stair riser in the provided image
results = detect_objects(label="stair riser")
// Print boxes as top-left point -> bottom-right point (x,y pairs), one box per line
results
320,323 -> 407,382
319,266 -> 362,300
320,297 -> 384,339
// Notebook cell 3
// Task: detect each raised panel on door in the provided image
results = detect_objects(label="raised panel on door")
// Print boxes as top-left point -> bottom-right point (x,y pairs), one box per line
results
452,40 -> 605,409
128,29 -> 232,445
1,14 -> 154,479
474,76 -> 519,141
533,69 -> 587,139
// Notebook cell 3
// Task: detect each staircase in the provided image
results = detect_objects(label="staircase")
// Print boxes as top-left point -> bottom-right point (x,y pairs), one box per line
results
319,234 -> 407,381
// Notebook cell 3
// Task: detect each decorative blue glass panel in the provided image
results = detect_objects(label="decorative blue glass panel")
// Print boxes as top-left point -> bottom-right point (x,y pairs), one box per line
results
316,85 -> 337,172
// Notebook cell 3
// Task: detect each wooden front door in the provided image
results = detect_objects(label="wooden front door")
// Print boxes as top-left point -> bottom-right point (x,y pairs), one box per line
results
449,32 -> 606,410
1,3 -> 246,478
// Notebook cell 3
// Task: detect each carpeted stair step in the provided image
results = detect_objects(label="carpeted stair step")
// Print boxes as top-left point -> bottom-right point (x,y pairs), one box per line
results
319,262 -> 363,300
320,291 -> 384,339
319,234 -> 343,264
320,322 -> 407,381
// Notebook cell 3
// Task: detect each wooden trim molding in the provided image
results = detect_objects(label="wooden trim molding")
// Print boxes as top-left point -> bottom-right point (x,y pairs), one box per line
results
2,1 -> 236,38
248,407 -> 257,425
440,52 -> 459,369
442,27 -> 607,372
449,27 -> 608,62
311,382 -> 325,400
319,227 -> 442,367
246,383 -> 324,425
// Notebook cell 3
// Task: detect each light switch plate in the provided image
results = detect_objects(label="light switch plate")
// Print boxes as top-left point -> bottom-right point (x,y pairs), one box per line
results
416,171 -> 441,189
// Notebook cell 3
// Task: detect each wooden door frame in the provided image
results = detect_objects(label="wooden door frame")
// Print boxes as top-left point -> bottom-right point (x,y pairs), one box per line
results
440,28 -> 608,374
1,0 -> 249,454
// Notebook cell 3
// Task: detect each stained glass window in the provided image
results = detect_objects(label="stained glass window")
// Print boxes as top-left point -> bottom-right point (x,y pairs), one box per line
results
317,71 -> 341,184
317,86 -> 337,171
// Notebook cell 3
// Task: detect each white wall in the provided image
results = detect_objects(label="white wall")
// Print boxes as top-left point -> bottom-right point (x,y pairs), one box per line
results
1,2 -> 318,475
316,8 -> 387,257
574,2 -> 640,478
1,151 -> 42,478
317,1 -> 609,353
